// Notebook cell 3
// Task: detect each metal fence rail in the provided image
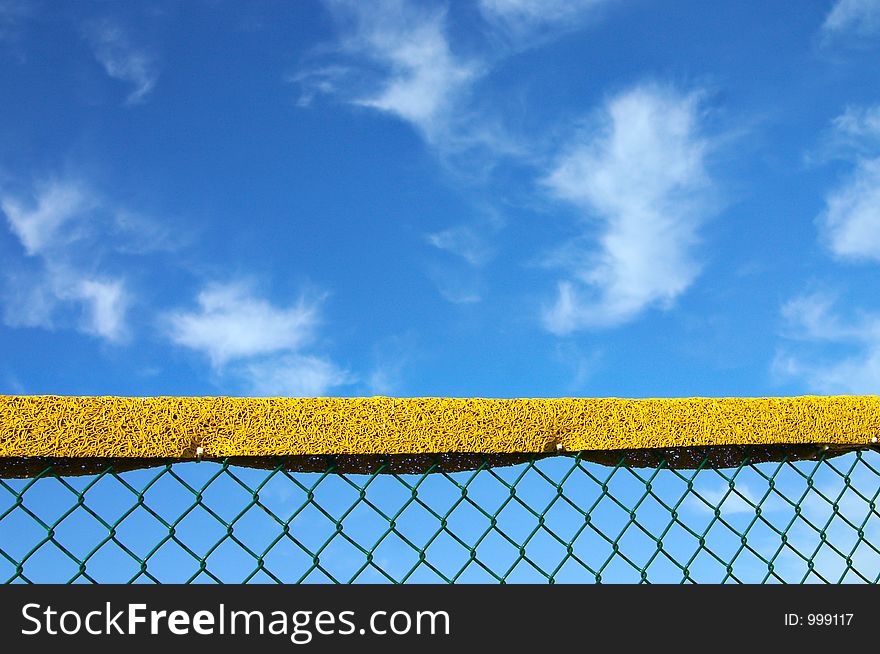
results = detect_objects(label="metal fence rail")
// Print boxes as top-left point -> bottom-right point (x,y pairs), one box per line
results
2,449 -> 879,583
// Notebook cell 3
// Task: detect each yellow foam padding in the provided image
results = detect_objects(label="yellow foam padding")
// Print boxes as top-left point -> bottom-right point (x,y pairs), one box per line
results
0,395 -> 878,458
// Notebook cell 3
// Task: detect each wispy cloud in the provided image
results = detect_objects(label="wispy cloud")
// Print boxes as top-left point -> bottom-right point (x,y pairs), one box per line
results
478,0 -> 611,42
426,225 -> 493,266
165,281 -> 350,396
288,64 -> 351,108
1,265 -> 128,340
1,179 -> 132,341
832,104 -> 880,141
244,354 -> 351,398
66,277 -> 128,341
774,292 -> 880,393
84,19 -> 158,105
820,158 -> 880,261
822,0 -> 880,36
424,263 -> 485,304
819,105 -> 880,262
541,83 -> 715,333
424,222 -> 504,307
166,282 -> 319,367
777,105 -> 880,392
2,179 -> 97,255
424,216 -> 501,304
351,6 -> 478,140
300,0 -> 480,147
299,0 -> 623,309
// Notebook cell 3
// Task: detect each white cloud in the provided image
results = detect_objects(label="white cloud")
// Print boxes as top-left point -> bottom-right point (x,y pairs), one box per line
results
774,293 -> 880,393
832,105 -> 880,140
166,282 -> 319,367
244,354 -> 351,398
779,293 -> 856,342
1,267 -> 129,342
300,0 -> 620,310
541,83 -> 714,333
69,278 -> 128,341
2,178 -> 174,256
166,281 -> 349,397
1,180 -> 131,342
354,13 -> 477,136
820,158 -> 880,261
303,0 -> 618,151
819,106 -> 880,262
478,0 -> 610,38
425,264 -> 485,304
424,218 -> 501,304
302,0 -> 481,146
1,179 -> 96,255
780,105 -> 880,392
823,0 -> 880,35
426,225 -> 492,266
287,65 -> 351,108
85,20 -> 158,105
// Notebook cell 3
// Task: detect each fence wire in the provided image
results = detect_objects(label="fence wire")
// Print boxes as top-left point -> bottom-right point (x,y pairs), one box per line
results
1,448 -> 879,583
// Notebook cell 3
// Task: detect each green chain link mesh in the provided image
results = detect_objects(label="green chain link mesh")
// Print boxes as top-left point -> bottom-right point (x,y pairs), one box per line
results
2,448 -> 879,583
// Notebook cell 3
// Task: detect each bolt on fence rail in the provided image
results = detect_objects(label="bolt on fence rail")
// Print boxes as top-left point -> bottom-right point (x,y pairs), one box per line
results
2,447 -> 879,584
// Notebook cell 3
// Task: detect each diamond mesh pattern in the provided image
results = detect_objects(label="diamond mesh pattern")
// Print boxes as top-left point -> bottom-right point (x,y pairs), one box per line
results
2,449 -> 879,583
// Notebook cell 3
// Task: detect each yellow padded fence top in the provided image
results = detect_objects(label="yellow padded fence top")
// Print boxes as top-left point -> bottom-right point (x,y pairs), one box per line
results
0,395 -> 879,459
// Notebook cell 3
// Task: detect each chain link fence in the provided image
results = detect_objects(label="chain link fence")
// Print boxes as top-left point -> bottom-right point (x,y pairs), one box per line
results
2,447 -> 879,583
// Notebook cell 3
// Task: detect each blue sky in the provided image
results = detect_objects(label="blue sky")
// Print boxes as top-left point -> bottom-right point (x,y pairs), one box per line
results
2,0 -> 880,399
